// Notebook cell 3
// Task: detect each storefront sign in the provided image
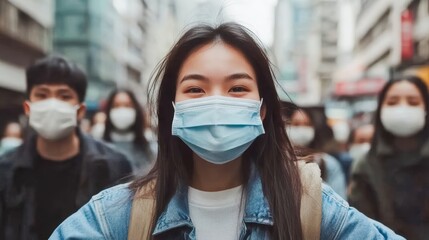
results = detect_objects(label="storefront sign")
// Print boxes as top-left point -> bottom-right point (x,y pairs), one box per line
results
334,78 -> 386,97
401,10 -> 414,61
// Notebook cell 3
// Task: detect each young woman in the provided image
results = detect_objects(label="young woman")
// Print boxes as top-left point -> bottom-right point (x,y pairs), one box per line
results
349,76 -> 429,240
103,89 -> 154,175
50,23 -> 403,240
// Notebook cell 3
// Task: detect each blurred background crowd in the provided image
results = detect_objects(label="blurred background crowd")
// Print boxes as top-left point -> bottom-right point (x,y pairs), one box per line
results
1,0 -> 429,239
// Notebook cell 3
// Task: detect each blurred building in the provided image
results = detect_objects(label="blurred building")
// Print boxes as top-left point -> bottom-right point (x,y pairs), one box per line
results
273,0 -> 315,103
273,0 -> 339,105
316,0 -> 339,98
54,0 -> 147,112
0,0 -> 53,128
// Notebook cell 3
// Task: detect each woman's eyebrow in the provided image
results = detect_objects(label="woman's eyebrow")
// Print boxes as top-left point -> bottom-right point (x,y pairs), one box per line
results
226,73 -> 254,81
180,74 -> 208,83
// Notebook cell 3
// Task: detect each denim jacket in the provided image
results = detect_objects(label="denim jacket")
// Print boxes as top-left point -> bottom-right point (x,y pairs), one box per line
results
50,170 -> 404,240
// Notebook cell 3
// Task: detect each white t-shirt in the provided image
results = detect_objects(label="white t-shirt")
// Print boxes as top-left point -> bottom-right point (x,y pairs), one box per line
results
188,185 -> 245,240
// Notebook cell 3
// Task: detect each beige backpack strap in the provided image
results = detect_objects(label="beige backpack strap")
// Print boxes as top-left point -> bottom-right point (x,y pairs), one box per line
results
128,181 -> 156,240
297,161 -> 322,240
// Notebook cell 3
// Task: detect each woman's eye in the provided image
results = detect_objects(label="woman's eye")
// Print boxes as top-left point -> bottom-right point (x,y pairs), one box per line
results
385,99 -> 398,105
186,87 -> 204,94
60,95 -> 73,100
408,98 -> 422,106
230,86 -> 247,92
35,93 -> 47,99
408,101 -> 421,106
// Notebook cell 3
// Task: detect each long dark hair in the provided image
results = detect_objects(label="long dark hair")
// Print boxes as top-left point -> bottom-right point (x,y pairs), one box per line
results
103,89 -> 150,150
371,75 -> 429,152
131,23 -> 303,239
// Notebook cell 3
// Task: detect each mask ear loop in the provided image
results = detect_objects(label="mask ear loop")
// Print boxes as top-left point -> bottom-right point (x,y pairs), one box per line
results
172,102 -> 176,110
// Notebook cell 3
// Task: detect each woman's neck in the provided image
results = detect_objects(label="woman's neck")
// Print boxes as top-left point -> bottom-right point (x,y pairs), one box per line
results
394,136 -> 420,151
111,130 -> 135,142
191,155 -> 243,192
37,132 -> 80,161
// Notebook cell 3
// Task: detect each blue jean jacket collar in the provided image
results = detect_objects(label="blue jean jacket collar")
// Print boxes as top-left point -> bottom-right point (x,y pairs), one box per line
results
153,168 -> 273,236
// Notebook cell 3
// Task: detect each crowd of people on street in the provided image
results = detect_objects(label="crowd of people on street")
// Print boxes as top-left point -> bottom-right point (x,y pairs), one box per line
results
0,22 -> 427,240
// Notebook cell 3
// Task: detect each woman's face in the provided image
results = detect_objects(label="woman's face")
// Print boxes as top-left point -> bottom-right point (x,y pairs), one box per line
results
175,42 -> 260,102
113,92 -> 134,109
382,81 -> 425,110
290,111 -> 312,127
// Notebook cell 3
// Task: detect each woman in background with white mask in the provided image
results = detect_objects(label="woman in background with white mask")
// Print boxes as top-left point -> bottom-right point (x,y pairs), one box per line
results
103,89 -> 154,176
349,76 -> 429,239
348,124 -> 374,168
284,103 -> 347,199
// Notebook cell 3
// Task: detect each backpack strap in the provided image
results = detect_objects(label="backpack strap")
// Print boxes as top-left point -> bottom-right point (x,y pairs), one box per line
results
298,161 -> 323,240
128,181 -> 156,240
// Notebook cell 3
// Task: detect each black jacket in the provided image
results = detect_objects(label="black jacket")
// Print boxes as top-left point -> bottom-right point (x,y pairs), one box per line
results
0,131 -> 132,240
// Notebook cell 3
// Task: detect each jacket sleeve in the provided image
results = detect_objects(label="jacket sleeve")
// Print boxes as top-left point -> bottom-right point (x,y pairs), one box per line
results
348,157 -> 379,219
321,184 -> 405,240
49,199 -> 106,240
49,184 -> 132,240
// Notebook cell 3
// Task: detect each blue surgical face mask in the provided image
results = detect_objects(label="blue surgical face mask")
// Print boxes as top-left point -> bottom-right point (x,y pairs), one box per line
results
172,95 -> 265,164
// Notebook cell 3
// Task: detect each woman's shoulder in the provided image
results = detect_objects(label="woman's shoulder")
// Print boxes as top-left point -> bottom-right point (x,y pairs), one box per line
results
92,182 -> 134,206
321,184 -> 404,240
50,183 -> 134,240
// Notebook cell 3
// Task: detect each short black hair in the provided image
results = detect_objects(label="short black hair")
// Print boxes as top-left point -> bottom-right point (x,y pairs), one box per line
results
26,55 -> 87,102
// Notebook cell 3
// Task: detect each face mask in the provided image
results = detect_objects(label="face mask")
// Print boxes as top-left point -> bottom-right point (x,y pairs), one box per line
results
381,106 -> 426,137
172,96 -> 265,165
29,98 -> 79,140
349,143 -> 370,161
287,126 -> 315,147
110,107 -> 136,130
0,137 -> 23,152
333,122 -> 350,143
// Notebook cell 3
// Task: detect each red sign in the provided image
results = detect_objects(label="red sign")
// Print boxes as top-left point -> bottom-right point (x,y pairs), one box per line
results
334,78 -> 386,97
401,10 -> 414,60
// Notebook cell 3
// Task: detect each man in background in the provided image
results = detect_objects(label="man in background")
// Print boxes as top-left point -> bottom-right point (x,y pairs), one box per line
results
0,56 -> 132,239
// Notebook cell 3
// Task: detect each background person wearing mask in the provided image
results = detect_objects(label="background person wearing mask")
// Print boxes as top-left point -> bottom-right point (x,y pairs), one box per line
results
284,103 -> 347,199
349,76 -> 429,239
0,56 -> 132,240
0,122 -> 23,156
348,124 -> 374,169
102,89 -> 154,176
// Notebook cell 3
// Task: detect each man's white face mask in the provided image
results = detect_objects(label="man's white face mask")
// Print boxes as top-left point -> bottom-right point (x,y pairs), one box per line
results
29,98 -> 79,140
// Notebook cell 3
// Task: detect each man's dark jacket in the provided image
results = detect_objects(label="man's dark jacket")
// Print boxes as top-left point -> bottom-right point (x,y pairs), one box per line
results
0,130 -> 132,240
